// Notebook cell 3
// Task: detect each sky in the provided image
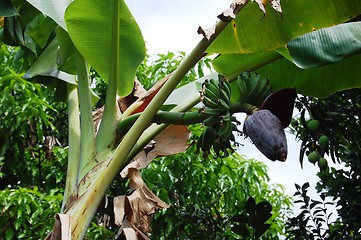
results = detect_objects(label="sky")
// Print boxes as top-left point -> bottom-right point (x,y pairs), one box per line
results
124,0 -> 329,212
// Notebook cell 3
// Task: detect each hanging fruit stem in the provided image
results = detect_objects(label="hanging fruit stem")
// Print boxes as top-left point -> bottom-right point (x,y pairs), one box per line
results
116,102 -> 257,137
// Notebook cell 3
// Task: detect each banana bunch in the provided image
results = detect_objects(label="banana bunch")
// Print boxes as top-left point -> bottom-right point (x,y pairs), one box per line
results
201,75 -> 231,112
237,71 -> 271,107
196,125 -> 236,158
198,75 -> 239,158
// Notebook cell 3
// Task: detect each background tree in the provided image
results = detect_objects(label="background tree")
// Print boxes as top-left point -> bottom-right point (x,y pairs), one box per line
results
285,88 -> 361,239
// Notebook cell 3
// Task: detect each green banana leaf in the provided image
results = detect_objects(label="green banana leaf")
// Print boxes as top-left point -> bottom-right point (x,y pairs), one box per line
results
26,0 -> 72,30
213,50 -> 361,98
257,53 -> 361,98
207,0 -> 361,54
212,51 -> 282,80
56,27 -> 77,75
65,0 -> 146,97
23,37 -> 76,85
213,22 -> 361,98
288,22 -> 361,69
0,0 -> 19,17
27,15 -> 57,49
166,21 -> 361,104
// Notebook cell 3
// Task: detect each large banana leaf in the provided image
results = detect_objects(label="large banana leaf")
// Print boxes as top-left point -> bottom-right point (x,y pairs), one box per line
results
257,53 -> 361,98
207,0 -> 361,54
288,22 -> 361,68
213,22 -> 361,98
27,15 -> 57,49
26,0 -> 71,30
23,37 -> 76,85
65,0 -> 146,97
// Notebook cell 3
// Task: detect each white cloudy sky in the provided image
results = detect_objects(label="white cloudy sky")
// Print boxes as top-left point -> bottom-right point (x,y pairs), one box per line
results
124,0 -> 324,202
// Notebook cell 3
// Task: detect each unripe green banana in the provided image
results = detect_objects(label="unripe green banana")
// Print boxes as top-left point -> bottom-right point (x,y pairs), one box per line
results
197,127 -> 218,157
216,98 -> 229,111
218,120 -> 233,142
237,72 -> 271,106
219,86 -> 230,106
220,112 -> 231,124
204,115 -> 220,126
218,76 -> 231,102
245,73 -> 263,99
203,87 -> 219,101
237,76 -> 248,103
203,96 -> 219,109
203,79 -> 219,98
221,79 -> 231,97
252,79 -> 271,105
209,78 -> 220,90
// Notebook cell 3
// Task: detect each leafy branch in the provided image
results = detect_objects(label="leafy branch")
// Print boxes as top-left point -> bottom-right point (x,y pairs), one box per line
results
285,183 -> 334,239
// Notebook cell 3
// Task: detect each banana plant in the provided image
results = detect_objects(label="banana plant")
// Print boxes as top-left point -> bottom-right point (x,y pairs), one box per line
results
1,0 -> 361,238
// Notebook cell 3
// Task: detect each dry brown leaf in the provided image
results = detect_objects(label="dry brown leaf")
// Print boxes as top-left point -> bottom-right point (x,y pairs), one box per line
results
218,0 -> 247,21
231,0 -> 248,8
93,78 -> 145,132
120,162 -> 140,178
117,79 -> 147,113
218,7 -> 236,21
114,196 -> 126,226
254,0 -> 282,15
121,125 -> 190,178
270,0 -> 282,13
118,220 -> 138,240
141,184 -> 170,209
255,0 -> 266,15
128,168 -> 145,190
197,24 -> 216,40
122,227 -> 138,240
114,173 -> 169,238
118,220 -> 150,240
45,214 -> 71,240
125,191 -> 147,227
122,74 -> 171,117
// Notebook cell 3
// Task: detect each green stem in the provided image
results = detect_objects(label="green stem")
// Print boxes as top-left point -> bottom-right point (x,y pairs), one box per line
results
122,102 -> 255,164
117,111 -> 202,135
75,49 -> 97,182
116,102 -> 255,136
61,83 -> 80,212
95,0 -> 120,153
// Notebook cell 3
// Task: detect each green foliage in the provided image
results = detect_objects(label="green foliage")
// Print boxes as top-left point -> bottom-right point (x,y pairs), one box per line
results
0,43 -> 113,239
0,187 -> 63,240
0,44 -> 68,238
65,0 -> 146,97
231,197 -> 273,239
136,51 -> 212,90
84,222 -> 115,240
142,124 -> 292,239
0,43 -> 68,190
287,88 -> 361,238
285,183 -> 334,239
